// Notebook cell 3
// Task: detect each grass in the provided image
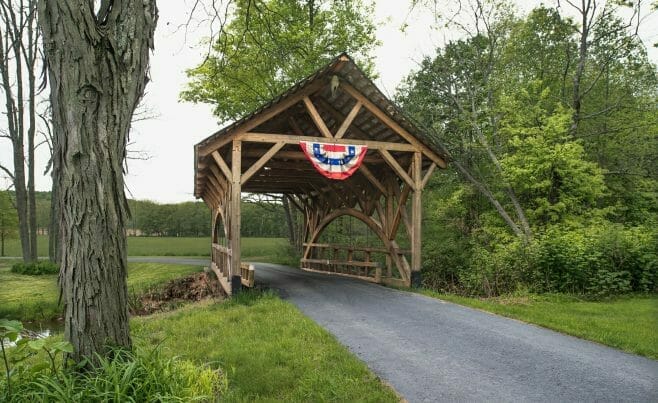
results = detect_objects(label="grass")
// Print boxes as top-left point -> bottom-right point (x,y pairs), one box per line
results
132,290 -> 398,402
419,290 -> 658,360
3,235 -> 290,261
0,262 -> 203,322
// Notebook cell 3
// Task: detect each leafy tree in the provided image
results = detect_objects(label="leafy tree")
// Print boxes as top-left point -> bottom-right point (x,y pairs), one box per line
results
182,0 -> 379,121
0,191 -> 17,256
498,85 -> 606,227
37,1 -> 158,364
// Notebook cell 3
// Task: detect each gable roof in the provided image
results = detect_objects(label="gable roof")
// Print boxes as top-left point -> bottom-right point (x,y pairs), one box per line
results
194,53 -> 448,198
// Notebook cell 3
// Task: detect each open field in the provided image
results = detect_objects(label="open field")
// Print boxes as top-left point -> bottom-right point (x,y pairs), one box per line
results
132,291 -> 398,402
0,262 -> 203,322
421,290 -> 658,360
2,235 -> 290,261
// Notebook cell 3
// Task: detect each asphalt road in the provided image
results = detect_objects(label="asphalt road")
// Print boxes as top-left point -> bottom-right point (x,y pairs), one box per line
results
250,263 -> 658,403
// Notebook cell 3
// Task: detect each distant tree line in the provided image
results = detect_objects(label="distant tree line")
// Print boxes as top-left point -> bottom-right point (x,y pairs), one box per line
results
0,191 -> 288,238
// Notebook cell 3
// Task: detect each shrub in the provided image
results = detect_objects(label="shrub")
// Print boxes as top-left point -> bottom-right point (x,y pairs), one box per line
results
532,224 -> 657,296
10,261 -> 59,276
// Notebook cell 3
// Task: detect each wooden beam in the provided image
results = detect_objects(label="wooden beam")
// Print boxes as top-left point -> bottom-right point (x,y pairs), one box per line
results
198,80 -> 324,156
315,97 -> 372,140
241,142 -> 285,184
411,152 -> 422,284
379,149 -> 415,190
359,164 -> 386,195
303,96 -> 333,139
341,82 -> 448,168
240,132 -> 417,152
230,140 -> 242,292
212,151 -> 232,180
421,162 -> 437,189
335,101 -> 362,139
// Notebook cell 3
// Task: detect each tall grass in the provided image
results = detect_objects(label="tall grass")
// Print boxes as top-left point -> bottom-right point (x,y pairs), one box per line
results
2,346 -> 226,402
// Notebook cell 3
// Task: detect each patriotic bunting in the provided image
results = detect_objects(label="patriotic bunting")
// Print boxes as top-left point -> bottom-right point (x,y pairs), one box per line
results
299,141 -> 367,180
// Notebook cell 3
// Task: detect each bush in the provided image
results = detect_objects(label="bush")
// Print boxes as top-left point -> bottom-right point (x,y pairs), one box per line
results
532,224 -> 658,296
10,261 -> 59,276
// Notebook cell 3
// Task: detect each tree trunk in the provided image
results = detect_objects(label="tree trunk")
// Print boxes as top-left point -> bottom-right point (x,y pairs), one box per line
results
49,175 -> 60,264
38,1 -> 158,363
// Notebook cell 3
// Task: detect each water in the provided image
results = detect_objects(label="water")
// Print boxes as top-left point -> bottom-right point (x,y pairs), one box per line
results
2,319 -> 63,348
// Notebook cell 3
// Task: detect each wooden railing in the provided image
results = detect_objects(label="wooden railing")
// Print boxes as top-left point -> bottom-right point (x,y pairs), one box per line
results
209,243 -> 255,294
301,243 -> 407,282
240,263 -> 255,288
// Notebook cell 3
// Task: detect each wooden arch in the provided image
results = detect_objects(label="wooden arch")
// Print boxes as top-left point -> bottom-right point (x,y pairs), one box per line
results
193,53 -> 447,294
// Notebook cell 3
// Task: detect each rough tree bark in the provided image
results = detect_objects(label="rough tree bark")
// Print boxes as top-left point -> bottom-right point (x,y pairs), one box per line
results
38,0 -> 158,362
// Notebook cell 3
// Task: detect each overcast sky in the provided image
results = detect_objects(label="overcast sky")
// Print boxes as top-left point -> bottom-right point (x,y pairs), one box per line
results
2,1 -> 656,203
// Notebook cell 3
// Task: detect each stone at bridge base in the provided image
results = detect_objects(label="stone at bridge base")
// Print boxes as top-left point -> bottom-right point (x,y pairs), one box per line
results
410,271 -> 422,288
231,275 -> 242,295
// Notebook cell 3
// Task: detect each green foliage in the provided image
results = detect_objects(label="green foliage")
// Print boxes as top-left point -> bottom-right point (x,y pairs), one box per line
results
182,0 -> 379,121
499,86 -> 607,225
401,3 -> 657,298
10,261 -> 59,276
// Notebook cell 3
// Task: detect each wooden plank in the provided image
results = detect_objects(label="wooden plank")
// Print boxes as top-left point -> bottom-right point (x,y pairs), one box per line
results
303,96 -> 334,139
381,277 -> 409,288
240,132 -> 416,152
335,101 -> 362,139
422,162 -> 437,189
198,80 -> 324,156
241,142 -> 285,184
211,151 -> 232,180
300,258 -> 380,268
303,242 -> 410,254
341,82 -> 448,168
379,149 -> 416,190
300,267 -> 381,283
359,164 -> 386,194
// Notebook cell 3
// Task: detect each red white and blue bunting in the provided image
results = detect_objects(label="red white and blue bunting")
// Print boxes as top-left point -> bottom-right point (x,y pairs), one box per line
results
299,141 -> 368,180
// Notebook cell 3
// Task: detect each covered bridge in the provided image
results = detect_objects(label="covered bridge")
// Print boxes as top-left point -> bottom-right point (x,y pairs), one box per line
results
194,53 -> 448,295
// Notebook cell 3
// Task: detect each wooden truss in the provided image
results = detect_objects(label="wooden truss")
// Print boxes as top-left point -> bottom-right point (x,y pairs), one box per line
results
195,55 -> 447,295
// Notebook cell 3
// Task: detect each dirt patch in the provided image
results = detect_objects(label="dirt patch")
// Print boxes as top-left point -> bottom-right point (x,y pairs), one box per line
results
130,272 -> 225,316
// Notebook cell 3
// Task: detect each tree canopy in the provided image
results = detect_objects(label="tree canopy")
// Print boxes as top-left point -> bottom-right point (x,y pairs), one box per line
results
181,0 -> 379,121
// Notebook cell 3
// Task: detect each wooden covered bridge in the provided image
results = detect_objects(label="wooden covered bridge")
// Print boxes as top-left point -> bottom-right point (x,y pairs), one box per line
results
194,54 -> 448,295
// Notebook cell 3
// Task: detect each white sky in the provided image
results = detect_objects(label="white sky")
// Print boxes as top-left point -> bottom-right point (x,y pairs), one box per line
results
2,0 -> 656,203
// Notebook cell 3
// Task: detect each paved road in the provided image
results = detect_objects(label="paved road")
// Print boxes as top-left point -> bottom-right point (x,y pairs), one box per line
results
251,263 -> 658,403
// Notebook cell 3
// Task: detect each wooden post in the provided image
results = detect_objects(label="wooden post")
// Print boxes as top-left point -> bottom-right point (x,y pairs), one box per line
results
411,152 -> 422,287
230,140 -> 242,294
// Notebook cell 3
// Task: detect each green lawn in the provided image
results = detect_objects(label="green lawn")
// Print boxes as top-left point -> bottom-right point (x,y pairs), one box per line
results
3,235 -> 290,261
0,262 -> 203,322
132,291 -> 397,402
420,290 -> 658,360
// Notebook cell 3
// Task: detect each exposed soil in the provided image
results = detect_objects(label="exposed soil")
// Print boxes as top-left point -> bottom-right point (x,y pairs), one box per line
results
130,272 -> 226,316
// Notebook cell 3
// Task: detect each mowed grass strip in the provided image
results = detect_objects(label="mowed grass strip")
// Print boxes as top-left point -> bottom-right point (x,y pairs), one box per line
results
3,235 -> 289,260
0,263 -> 203,322
420,290 -> 658,360
132,291 -> 398,402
